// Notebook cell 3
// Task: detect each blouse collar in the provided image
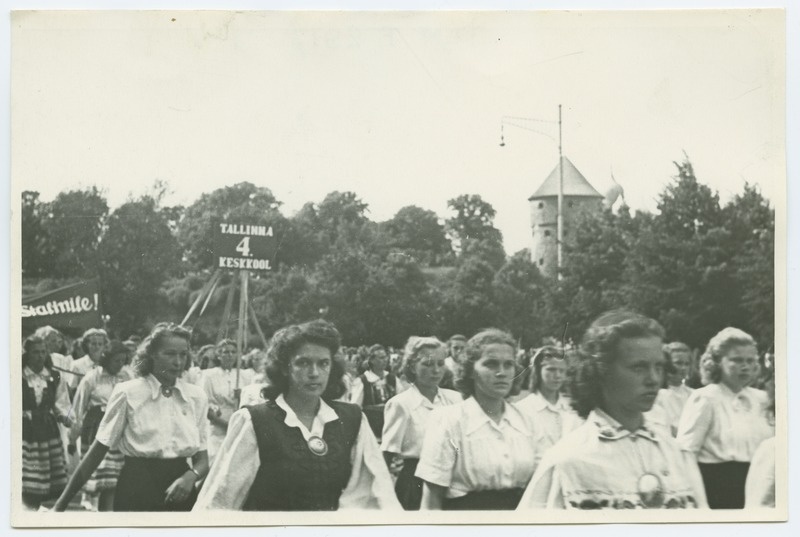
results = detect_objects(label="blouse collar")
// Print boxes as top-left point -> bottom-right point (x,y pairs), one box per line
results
528,391 -> 571,413
23,366 -> 52,380
589,408 -> 659,443
145,374 -> 189,401
275,394 -> 339,438
463,396 -> 529,436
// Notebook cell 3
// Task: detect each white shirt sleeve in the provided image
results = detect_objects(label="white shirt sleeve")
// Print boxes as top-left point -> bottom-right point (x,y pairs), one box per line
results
745,438 -> 775,508
517,457 -> 566,509
94,386 -> 128,449
414,409 -> 456,488
380,396 -> 407,454
676,392 -> 713,454
53,373 -> 72,421
193,408 -> 260,510
338,414 -> 402,510
68,374 -> 92,443
349,378 -> 365,407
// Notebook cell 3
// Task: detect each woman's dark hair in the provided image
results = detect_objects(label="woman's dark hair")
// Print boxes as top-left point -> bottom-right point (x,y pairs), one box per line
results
133,323 -> 193,377
263,320 -> 345,401
80,328 -> 110,354
702,327 -> 757,384
22,335 -> 54,371
100,340 -> 129,370
455,328 -> 518,398
401,336 -> 446,383
529,346 -> 566,393
570,310 -> 665,419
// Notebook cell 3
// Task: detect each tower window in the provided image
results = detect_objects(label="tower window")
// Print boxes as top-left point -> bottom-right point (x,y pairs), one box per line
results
538,202 -> 544,209
568,200 -> 575,208
544,230 -> 551,237
539,258 -> 544,266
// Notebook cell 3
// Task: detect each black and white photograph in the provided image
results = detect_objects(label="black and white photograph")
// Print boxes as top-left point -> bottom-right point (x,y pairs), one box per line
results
7,3 -> 792,530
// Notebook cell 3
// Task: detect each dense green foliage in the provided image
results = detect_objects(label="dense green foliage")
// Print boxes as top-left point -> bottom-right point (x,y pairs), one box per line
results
21,156 -> 775,352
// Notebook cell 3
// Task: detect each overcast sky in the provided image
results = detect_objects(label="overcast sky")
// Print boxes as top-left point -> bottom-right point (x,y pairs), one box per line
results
11,9 -> 784,254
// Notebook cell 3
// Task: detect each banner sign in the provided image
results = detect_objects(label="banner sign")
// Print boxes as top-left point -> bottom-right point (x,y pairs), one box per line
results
22,278 -> 102,331
214,222 -> 277,271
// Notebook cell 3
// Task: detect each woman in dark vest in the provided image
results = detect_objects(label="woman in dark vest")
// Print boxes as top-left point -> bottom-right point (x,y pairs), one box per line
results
193,320 -> 400,510
349,344 -> 402,440
21,335 -> 72,509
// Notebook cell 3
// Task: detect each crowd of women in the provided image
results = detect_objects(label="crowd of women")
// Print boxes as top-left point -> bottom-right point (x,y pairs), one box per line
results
20,309 -> 776,513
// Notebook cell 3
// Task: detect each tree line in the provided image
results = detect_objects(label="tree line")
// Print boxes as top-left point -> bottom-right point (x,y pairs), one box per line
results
21,156 -> 775,352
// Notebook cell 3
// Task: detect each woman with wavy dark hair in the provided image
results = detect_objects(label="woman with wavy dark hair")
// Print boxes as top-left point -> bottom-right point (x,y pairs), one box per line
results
194,319 -> 400,511
416,329 -> 538,510
518,310 -> 707,510
677,327 -> 773,509
55,323 -> 209,512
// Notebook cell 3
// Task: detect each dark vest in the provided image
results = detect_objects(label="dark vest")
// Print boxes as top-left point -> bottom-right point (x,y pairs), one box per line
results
359,372 -> 397,406
22,369 -> 61,413
243,400 -> 362,511
359,372 -> 396,439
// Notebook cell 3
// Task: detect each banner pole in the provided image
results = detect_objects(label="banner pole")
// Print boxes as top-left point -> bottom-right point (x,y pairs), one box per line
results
218,273 -> 237,342
248,301 -> 270,351
234,270 -> 249,399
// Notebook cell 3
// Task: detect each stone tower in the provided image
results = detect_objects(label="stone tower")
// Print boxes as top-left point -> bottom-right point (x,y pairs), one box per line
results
529,156 -> 603,278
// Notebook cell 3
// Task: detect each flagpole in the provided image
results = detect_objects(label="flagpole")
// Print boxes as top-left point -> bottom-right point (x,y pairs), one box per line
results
557,104 -> 564,281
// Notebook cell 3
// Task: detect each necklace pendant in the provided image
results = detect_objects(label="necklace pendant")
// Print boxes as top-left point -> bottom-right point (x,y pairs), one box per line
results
637,472 -> 665,508
307,435 -> 328,456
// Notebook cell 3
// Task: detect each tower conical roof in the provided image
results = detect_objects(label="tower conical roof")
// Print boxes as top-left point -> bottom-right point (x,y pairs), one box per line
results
528,156 -> 603,200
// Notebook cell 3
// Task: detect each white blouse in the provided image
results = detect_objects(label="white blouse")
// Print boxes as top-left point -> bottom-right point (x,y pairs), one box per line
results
518,409 -> 708,510
380,385 -> 462,458
676,383 -> 773,463
238,382 -> 269,408
202,367 -> 256,414
68,366 -> 133,443
646,384 -> 694,437
68,355 -> 100,390
415,397 -> 539,498
515,392 -> 583,463
94,375 -> 209,458
193,395 -> 401,510
745,437 -> 775,508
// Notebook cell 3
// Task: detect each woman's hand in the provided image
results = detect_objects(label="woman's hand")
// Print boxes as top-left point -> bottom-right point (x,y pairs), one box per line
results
387,454 -> 404,476
164,472 -> 197,505
57,414 -> 73,428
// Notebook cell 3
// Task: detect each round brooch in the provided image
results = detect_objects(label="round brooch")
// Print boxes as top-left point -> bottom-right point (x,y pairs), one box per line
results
161,385 -> 174,398
307,436 -> 329,456
637,472 -> 665,508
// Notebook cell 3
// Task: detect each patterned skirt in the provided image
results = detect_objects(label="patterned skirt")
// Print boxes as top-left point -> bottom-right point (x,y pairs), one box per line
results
22,411 -> 67,501
80,406 -> 125,492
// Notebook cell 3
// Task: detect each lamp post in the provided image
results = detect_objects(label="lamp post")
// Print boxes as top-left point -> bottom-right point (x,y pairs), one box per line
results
499,106 -> 564,279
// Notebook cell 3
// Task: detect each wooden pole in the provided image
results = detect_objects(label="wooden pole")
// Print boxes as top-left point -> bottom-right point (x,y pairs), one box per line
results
248,302 -> 270,351
217,274 -> 237,342
180,270 -> 221,326
557,104 -> 564,281
235,270 -> 249,394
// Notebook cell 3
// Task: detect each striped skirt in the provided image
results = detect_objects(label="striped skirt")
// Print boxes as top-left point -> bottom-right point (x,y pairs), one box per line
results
80,406 -> 125,492
22,411 -> 67,501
